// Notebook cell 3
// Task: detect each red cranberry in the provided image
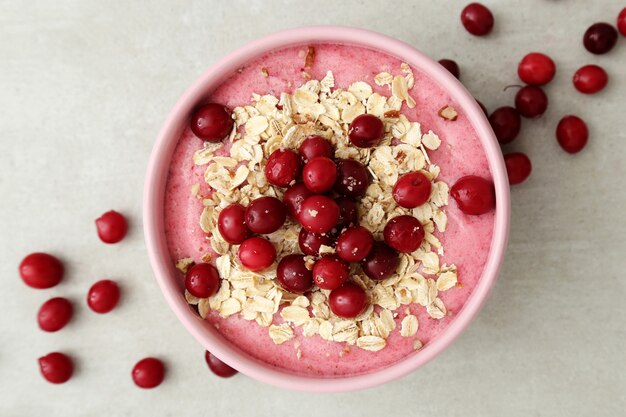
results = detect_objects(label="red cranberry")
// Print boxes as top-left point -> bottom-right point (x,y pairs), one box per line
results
38,352 -> 73,384
334,159 -> 370,197
87,279 -> 120,313
348,114 -> 384,148
298,195 -> 340,234
383,215 -> 424,253
95,210 -> 128,244
361,242 -> 399,281
336,226 -> 374,262
518,53 -> 556,86
573,65 -> 608,94
583,23 -> 618,54
504,152 -> 532,185
238,237 -> 276,271
299,135 -> 333,161
329,283 -> 368,319
283,183 -> 313,218
489,106 -> 521,144
460,3 -> 494,36
298,228 -> 334,256
277,255 -> 313,293
185,263 -> 220,298
619,8 -> 626,37
132,358 -> 165,389
37,297 -> 73,332
556,115 -> 588,154
245,197 -> 287,234
19,252 -> 64,289
205,351 -> 238,378
190,103 -> 233,142
312,255 -> 349,290
451,176 -> 495,215
336,197 -> 358,228
515,86 -> 548,119
393,171 -> 432,208
439,59 -> 460,79
264,149 -> 302,187
302,157 -> 337,193
217,203 -> 249,244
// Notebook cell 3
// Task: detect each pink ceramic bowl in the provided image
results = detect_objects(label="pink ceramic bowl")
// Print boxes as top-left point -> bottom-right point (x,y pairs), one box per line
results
144,26 -> 510,392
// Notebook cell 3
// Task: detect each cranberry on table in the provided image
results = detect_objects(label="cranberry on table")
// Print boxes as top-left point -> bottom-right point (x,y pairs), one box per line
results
87,279 -> 120,313
205,351 -> 238,378
132,357 -> 165,389
302,157 -> 337,193
277,254 -> 313,294
361,242 -> 399,281
38,352 -> 73,384
515,86 -> 548,119
190,103 -> 233,142
329,283 -> 368,319
298,195 -> 340,234
245,196 -> 287,234
37,297 -> 73,332
348,114 -> 384,148
19,252 -> 64,289
336,226 -> 374,262
298,228 -> 334,257
438,59 -> 460,79
264,149 -> 302,187
451,176 -> 496,215
299,135 -> 333,161
460,3 -> 494,36
489,106 -> 521,144
217,203 -> 250,244
556,115 -> 589,154
283,183 -> 313,218
384,215 -> 425,253
393,171 -> 432,208
312,255 -> 349,290
583,22 -> 618,54
573,65 -> 608,94
95,210 -> 128,244
518,53 -> 556,86
504,152 -> 532,185
334,159 -> 370,197
238,237 -> 276,272
335,197 -> 358,229
185,263 -> 220,298
618,8 -> 626,37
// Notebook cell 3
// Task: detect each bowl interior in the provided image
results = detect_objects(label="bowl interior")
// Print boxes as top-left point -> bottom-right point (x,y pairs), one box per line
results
143,26 -> 510,392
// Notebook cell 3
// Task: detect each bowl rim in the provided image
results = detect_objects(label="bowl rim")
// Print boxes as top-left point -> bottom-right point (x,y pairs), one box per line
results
143,25 -> 510,393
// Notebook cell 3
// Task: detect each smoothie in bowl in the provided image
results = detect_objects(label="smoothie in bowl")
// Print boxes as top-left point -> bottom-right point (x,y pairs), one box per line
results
145,27 -> 509,392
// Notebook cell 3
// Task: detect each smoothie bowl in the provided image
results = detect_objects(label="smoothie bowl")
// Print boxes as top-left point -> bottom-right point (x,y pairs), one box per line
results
144,26 -> 509,392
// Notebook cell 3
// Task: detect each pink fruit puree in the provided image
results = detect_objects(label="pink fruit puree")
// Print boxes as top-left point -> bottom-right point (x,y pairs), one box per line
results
164,43 -> 494,376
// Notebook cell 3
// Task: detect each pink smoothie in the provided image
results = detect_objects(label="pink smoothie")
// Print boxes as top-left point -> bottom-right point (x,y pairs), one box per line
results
164,43 -> 495,376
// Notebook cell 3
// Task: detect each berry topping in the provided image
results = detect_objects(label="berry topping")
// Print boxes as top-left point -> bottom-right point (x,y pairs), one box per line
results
514,86 -> 548,119
312,255 -> 349,290
19,252 -> 64,289
238,237 -> 276,272
37,297 -> 73,332
451,176 -> 496,215
348,114 -> 384,148
393,171 -> 432,208
334,159 -> 370,197
556,115 -> 589,154
277,254 -> 314,294
302,157 -> 337,193
518,52 -> 556,86
245,197 -> 287,234
383,215 -> 425,253
299,135 -> 333,161
298,195 -> 340,234
504,152 -> 532,185
336,226 -> 374,262
583,22 -> 618,54
283,183 -> 314,218
185,263 -> 220,298
95,210 -> 128,244
335,197 -> 358,229
264,149 -> 302,187
361,242 -> 400,281
329,283 -> 368,319
460,3 -> 494,36
573,65 -> 608,94
217,203 -> 250,244
38,352 -> 73,384
489,106 -> 522,144
132,358 -> 165,389
298,228 -> 334,257
205,351 -> 238,378
190,103 -> 233,142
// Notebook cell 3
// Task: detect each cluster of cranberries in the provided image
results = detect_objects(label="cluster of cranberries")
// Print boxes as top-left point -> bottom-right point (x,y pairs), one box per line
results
187,103 -> 496,320
446,4 -> 626,185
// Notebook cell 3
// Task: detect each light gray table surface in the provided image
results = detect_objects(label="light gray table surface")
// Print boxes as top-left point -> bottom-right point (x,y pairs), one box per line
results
1,0 -> 625,415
